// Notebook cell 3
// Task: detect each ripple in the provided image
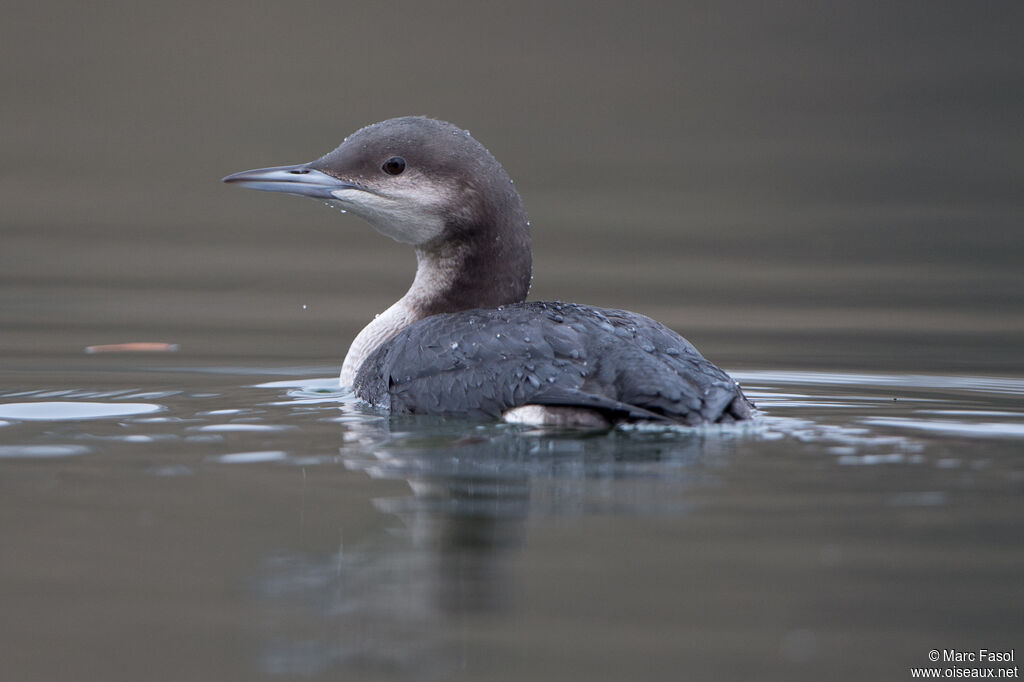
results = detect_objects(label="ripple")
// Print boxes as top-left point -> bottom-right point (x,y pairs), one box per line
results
1,388 -> 142,400
0,401 -> 164,421
861,417 -> 1024,439
195,424 -> 297,433
888,491 -> 948,506
836,453 -> 907,466
146,465 -> 194,477
253,378 -> 342,390
253,377 -> 356,407
209,451 -> 289,464
0,444 -> 91,459
919,409 -> 1024,417
732,371 -> 1024,397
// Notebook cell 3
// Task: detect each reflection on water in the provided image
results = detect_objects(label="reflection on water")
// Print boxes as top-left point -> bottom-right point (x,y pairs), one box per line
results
254,370 -> 1023,677
1,368 -> 1023,680
248,379 -> 759,674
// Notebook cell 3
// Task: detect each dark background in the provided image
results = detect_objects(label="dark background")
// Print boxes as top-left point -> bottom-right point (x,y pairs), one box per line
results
2,1 -> 1022,372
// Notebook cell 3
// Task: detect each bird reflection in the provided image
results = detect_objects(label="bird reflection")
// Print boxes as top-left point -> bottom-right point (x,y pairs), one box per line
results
256,408 -> 745,676
338,416 -> 737,621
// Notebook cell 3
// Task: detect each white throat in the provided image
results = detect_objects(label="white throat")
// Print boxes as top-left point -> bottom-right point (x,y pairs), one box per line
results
339,250 -> 457,387
339,298 -> 418,386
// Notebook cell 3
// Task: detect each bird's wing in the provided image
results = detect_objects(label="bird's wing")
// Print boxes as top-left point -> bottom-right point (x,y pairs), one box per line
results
355,302 -> 750,423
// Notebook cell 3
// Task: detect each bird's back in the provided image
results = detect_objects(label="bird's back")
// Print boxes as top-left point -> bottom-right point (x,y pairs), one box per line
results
354,301 -> 753,424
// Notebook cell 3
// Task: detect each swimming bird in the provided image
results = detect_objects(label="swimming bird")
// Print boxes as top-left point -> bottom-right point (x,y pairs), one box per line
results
223,116 -> 753,426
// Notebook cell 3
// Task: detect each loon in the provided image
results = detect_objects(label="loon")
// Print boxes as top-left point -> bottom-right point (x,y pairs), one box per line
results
223,116 -> 753,426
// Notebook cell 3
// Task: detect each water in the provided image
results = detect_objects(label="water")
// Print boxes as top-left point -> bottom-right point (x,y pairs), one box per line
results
1,364 -> 1022,681
3,1 -> 1024,680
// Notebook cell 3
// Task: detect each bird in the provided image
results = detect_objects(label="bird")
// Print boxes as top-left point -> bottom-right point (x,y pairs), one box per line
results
223,116 -> 753,427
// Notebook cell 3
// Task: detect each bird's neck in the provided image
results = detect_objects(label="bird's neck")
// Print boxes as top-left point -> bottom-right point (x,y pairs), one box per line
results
339,227 -> 532,386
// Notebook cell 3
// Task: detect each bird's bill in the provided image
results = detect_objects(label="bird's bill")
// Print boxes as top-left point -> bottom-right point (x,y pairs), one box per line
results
222,164 -> 358,199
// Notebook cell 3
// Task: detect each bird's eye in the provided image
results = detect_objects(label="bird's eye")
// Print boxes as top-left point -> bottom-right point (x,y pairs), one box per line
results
382,156 -> 406,175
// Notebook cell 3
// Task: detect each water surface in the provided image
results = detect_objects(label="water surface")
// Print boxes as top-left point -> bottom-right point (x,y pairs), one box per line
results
1,364 -> 1021,681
